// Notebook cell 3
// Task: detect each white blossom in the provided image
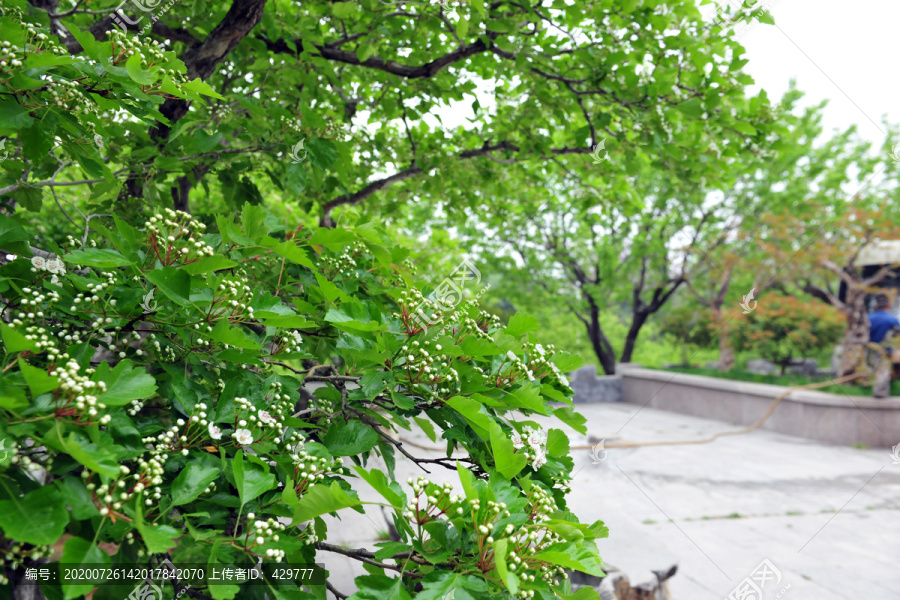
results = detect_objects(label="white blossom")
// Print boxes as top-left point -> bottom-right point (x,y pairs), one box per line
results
208,423 -> 222,440
531,449 -> 547,470
233,428 -> 253,446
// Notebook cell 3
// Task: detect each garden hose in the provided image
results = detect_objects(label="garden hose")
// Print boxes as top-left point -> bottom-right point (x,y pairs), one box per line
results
397,372 -> 867,452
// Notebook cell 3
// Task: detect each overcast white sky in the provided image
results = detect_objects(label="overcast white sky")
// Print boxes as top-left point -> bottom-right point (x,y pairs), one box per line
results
734,0 -> 899,147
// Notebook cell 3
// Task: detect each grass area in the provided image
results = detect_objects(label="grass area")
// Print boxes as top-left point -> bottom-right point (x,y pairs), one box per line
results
662,366 -> 900,397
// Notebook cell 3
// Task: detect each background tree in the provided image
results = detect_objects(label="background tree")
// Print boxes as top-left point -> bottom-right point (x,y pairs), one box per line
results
658,305 -> 716,367
729,293 -> 844,375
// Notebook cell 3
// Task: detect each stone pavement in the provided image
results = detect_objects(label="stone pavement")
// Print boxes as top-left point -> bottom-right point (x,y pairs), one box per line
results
317,402 -> 900,599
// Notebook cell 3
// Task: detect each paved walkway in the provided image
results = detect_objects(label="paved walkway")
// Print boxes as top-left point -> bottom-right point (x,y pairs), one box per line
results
317,402 -> 900,599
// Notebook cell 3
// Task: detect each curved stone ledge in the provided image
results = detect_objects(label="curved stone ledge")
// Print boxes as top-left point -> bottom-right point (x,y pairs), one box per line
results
620,368 -> 900,447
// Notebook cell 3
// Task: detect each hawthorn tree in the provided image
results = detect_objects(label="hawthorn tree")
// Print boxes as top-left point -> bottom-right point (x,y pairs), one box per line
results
4,0 -> 779,225
0,9 -> 605,600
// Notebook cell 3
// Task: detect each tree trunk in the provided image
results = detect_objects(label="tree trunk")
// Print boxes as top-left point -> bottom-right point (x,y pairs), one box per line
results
585,304 -> 617,375
619,311 -> 648,364
839,288 -> 870,377
712,307 -> 734,372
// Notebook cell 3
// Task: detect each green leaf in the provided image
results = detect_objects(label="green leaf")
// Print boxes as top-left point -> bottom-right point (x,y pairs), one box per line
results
553,406 -> 588,435
170,454 -> 220,506
490,422 -> 527,479
264,238 -> 315,269
352,466 -> 404,508
546,429 -> 569,457
506,313 -> 539,337
233,450 -> 277,505
59,537 -> 111,600
560,587 -> 602,600
135,501 -> 180,554
552,351 -> 584,372
310,228 -> 357,251
241,203 -> 269,239
351,574 -> 412,600
0,483 -> 69,546
455,16 -> 469,39
413,417 -> 437,443
292,482 -> 361,523
18,360 -> 58,397
182,78 -> 225,100
350,39 -> 376,62
505,384 -> 548,414
332,2 -> 356,18
207,320 -> 261,350
532,543 -> 605,577
0,214 -> 32,255
414,571 -> 489,600
96,360 -> 157,406
323,420 -> 380,456
64,248 -> 134,268
125,52 -> 156,84
445,396 -> 492,440
0,98 -> 34,129
492,537 -> 518,592
194,129 -> 223,152
12,187 -> 42,212
675,98 -> 704,118
457,462 -> 476,500
145,266 -> 192,306
182,255 -> 237,274
1,322 -> 37,353
62,433 -> 121,479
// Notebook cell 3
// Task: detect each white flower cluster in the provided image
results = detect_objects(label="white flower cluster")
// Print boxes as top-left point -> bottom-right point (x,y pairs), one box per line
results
0,542 -> 52,584
245,512 -> 287,560
145,209 -> 214,265
150,402 -> 219,456
25,254 -> 67,285
527,342 -> 570,389
127,399 -> 145,416
84,453 -> 165,516
506,350 -> 536,382
211,276 -> 254,323
108,30 -> 190,88
508,485 -> 569,594
56,359 -> 111,425
71,271 -> 116,313
320,241 -> 367,277
511,426 -> 548,470
399,339 -> 460,398
403,477 -> 461,524
147,333 -> 178,362
289,443 -> 346,495
8,286 -> 63,359
274,329 -> 302,354
278,114 -> 304,135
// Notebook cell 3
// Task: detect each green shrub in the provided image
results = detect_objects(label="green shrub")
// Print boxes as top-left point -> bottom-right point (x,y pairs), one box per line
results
0,207 -> 603,598
658,306 -> 717,366
729,294 -> 844,375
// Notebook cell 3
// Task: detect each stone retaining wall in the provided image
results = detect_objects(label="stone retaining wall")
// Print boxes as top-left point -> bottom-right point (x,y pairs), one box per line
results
620,368 -> 900,447
570,366 -> 624,403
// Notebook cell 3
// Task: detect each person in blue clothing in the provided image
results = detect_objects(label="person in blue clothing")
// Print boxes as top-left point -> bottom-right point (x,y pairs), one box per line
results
869,293 -> 900,344
869,293 -> 900,398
